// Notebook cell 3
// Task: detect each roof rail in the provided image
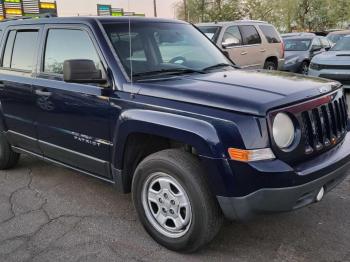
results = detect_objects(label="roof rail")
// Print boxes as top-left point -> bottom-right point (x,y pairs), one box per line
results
233,19 -> 268,24
0,13 -> 56,23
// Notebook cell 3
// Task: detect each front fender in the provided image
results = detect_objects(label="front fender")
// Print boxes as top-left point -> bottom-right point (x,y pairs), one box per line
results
112,109 -> 226,169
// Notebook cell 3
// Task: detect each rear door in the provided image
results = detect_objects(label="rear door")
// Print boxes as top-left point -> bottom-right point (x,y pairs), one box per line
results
259,24 -> 283,60
0,25 -> 41,154
238,25 -> 263,69
32,24 -> 116,178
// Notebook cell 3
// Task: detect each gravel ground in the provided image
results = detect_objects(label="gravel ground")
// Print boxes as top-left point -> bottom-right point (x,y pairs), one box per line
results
0,92 -> 349,262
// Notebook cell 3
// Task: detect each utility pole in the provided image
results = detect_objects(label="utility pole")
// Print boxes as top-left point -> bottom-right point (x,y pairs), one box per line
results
153,0 -> 157,17
183,0 -> 187,21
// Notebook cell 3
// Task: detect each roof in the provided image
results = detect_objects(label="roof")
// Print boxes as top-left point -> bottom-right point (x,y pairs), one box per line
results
283,35 -> 317,40
196,20 -> 269,27
0,16 -> 186,27
328,30 -> 350,35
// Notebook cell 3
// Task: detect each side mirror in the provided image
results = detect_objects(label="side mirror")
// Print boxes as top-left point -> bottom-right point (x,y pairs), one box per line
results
63,59 -> 106,84
222,38 -> 240,49
311,46 -> 322,52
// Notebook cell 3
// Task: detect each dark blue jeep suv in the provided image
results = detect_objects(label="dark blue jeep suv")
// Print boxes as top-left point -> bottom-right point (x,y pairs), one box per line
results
0,17 -> 349,252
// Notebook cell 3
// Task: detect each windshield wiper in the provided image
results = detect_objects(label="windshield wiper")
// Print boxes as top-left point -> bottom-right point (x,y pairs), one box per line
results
202,63 -> 237,71
133,68 -> 205,78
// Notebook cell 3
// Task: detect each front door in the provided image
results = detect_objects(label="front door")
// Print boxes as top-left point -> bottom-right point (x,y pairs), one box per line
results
32,25 -> 116,178
0,26 -> 42,154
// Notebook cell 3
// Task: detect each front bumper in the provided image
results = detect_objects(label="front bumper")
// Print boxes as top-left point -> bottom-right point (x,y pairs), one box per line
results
217,160 -> 349,220
283,61 -> 302,72
215,132 -> 350,221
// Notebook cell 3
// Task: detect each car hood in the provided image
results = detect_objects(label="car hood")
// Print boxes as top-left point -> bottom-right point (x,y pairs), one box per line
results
131,70 -> 340,116
313,51 -> 350,64
285,50 -> 309,61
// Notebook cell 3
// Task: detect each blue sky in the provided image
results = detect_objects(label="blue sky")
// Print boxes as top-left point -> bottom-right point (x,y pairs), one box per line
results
56,0 -> 179,18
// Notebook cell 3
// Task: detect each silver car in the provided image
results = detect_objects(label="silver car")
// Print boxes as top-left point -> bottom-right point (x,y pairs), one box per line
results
196,20 -> 285,70
309,35 -> 350,89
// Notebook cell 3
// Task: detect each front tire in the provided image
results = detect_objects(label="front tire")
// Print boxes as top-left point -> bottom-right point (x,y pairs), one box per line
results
300,61 -> 309,75
0,133 -> 20,170
132,149 -> 223,252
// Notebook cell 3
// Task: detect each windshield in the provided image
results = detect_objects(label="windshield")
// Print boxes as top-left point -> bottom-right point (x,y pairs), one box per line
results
331,37 -> 350,51
284,38 -> 312,51
103,22 -> 231,80
197,26 -> 221,41
327,34 -> 349,44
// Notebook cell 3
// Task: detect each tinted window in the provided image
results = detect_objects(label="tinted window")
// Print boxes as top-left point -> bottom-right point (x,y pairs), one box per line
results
259,25 -> 281,43
2,31 -> 16,68
11,31 -> 38,71
44,29 -> 101,74
239,25 -> 261,45
198,26 -> 221,42
222,26 -> 242,46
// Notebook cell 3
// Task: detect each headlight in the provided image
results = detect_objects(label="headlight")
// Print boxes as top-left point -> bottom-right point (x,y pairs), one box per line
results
310,62 -> 322,70
285,57 -> 298,65
272,113 -> 295,149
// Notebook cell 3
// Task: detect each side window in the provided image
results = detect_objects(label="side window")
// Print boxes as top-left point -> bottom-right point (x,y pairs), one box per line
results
44,29 -> 102,75
2,30 -> 38,71
320,38 -> 330,48
312,38 -> 322,49
2,31 -> 16,68
259,25 -> 281,43
239,25 -> 261,45
11,31 -> 38,71
222,26 -> 242,46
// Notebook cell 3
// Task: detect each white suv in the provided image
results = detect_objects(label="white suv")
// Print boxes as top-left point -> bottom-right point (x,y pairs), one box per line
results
309,35 -> 350,89
197,20 -> 285,70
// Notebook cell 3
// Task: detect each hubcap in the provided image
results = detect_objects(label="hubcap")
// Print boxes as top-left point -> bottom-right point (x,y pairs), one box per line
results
141,172 -> 192,238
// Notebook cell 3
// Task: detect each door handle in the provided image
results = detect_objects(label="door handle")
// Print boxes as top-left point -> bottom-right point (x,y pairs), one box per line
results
241,51 -> 248,55
35,89 -> 52,96
260,49 -> 266,52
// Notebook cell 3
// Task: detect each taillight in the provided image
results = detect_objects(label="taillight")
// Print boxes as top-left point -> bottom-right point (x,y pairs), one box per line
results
281,41 -> 285,59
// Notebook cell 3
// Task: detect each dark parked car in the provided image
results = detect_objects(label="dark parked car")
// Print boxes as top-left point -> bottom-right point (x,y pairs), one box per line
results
283,35 -> 332,74
0,17 -> 349,252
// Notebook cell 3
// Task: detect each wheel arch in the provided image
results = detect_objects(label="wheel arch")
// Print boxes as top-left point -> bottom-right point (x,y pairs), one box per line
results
111,109 -> 226,193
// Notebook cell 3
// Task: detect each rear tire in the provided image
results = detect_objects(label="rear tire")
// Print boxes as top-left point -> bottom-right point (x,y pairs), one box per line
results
264,60 -> 277,70
0,133 -> 20,170
132,149 -> 223,253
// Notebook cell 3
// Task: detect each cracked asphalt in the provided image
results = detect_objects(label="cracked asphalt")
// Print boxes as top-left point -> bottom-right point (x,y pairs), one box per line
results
0,155 -> 349,262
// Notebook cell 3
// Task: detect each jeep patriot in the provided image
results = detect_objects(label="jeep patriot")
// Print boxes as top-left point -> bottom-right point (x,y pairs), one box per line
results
0,17 -> 349,252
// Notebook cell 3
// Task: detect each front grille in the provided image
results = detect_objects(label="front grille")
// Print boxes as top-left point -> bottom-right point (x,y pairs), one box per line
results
317,64 -> 350,70
269,89 -> 347,163
300,94 -> 347,155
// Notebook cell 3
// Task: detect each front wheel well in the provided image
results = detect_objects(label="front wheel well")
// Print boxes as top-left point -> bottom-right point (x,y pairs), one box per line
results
120,133 -> 197,193
265,56 -> 278,65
